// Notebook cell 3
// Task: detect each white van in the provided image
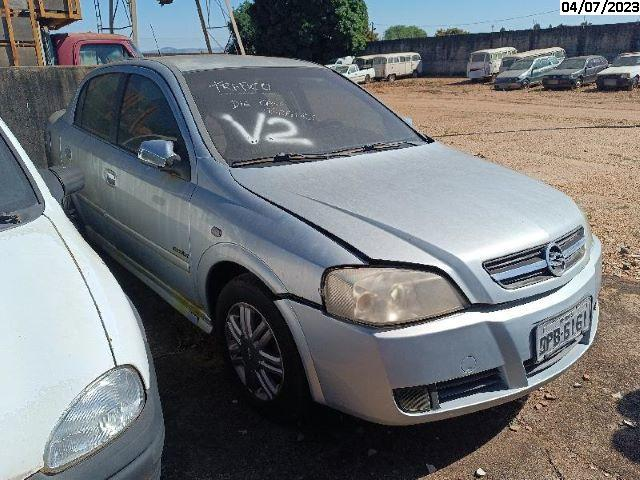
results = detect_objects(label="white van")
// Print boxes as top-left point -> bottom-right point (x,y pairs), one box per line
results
467,47 -> 517,81
500,47 -> 566,73
372,52 -> 423,81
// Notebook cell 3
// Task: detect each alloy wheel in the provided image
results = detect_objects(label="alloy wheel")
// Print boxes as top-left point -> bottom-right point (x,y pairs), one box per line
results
224,302 -> 284,401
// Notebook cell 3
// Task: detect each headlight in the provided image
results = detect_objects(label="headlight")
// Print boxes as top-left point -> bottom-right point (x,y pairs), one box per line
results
322,267 -> 469,326
44,366 -> 145,472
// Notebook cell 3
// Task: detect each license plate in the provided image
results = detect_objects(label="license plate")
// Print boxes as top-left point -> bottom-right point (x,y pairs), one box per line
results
605,79 -> 618,86
535,298 -> 592,362
548,79 -> 558,84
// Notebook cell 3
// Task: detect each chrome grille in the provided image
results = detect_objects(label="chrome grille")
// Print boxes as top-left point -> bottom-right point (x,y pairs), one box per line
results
484,227 -> 586,289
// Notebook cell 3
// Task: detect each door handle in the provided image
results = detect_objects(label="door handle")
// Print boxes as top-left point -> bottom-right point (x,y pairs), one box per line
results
104,169 -> 117,187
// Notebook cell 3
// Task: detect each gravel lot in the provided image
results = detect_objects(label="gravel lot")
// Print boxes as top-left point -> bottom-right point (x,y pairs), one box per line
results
366,78 -> 640,282
106,78 -> 640,479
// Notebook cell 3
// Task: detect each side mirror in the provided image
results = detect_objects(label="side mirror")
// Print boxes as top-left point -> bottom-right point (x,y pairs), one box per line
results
39,165 -> 85,204
138,140 -> 180,169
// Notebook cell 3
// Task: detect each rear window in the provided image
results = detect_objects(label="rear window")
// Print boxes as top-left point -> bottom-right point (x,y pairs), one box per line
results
470,53 -> 486,63
79,43 -> 130,66
0,136 -> 38,216
184,66 -> 424,165
75,73 -> 123,141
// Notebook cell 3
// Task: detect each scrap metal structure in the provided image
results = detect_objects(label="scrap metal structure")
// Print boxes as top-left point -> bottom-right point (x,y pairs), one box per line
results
1,0 -> 81,66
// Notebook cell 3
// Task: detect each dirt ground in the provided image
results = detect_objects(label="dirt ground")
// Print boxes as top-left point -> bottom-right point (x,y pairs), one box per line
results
101,78 -> 640,479
365,78 -> 640,281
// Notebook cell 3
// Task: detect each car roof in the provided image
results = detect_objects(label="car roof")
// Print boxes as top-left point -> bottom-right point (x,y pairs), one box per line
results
619,52 -> 640,57
129,54 -> 321,73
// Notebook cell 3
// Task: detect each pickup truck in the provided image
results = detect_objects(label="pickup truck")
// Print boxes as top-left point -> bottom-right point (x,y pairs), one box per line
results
333,63 -> 375,84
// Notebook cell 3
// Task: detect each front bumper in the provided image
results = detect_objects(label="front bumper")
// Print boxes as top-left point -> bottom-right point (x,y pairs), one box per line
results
543,77 -> 578,89
597,76 -> 633,89
494,80 -> 524,90
286,237 -> 602,426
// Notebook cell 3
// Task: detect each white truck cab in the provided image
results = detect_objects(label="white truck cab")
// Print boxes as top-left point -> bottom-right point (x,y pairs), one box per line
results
467,47 -> 517,81
0,117 -> 163,479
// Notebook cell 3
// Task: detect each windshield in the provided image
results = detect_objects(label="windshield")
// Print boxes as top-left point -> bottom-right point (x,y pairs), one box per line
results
509,58 -> 534,70
558,58 -> 587,69
335,65 -> 350,74
501,57 -> 517,68
612,55 -> 640,67
0,136 -> 38,217
470,53 -> 486,63
184,67 -> 425,165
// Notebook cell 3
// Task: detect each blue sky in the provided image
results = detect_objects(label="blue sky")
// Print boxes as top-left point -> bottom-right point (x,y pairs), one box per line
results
64,0 -> 638,52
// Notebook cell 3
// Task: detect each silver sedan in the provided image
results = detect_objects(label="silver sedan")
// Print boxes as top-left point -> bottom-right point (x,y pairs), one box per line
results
48,55 -> 601,425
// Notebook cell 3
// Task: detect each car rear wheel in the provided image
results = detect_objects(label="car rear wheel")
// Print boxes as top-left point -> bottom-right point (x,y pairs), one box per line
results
522,79 -> 530,89
412,69 -> 418,78
364,74 -> 371,84
628,76 -> 639,91
216,274 -> 309,420
387,74 -> 396,83
574,77 -> 583,89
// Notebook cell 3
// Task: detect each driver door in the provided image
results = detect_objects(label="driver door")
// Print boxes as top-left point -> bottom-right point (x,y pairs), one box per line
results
100,70 -> 196,298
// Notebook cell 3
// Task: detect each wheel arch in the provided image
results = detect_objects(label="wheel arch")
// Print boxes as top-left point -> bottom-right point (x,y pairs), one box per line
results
197,242 -> 325,403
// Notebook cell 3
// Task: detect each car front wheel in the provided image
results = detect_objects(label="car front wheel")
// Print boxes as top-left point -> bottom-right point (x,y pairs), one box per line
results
216,273 -> 309,419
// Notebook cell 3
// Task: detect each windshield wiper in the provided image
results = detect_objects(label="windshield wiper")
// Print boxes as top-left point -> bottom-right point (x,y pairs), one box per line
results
235,151 -> 348,167
0,213 -> 21,225
330,140 -> 420,156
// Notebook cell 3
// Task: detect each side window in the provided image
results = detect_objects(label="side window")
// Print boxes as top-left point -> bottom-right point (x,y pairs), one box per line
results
79,43 -> 130,66
117,75 -> 188,165
75,73 -> 122,141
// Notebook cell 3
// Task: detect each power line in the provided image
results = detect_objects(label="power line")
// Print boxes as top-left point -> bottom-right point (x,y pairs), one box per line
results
373,9 -> 557,29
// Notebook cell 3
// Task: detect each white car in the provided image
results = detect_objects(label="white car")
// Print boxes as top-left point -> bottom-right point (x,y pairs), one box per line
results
596,52 -> 640,90
334,63 -> 375,84
0,117 -> 163,479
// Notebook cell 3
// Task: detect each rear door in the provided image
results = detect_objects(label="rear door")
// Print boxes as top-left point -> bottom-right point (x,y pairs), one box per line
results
101,70 -> 196,298
71,72 -> 126,238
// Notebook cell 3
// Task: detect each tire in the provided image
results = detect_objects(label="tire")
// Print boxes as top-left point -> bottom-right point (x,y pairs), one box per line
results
521,79 -> 530,89
364,74 -> 371,84
574,77 -> 583,89
628,76 -> 639,91
216,273 -> 310,420
412,69 -> 418,78
387,74 -> 396,83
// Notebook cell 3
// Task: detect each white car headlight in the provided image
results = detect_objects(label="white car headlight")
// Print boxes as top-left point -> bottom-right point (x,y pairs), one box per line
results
44,366 -> 145,472
322,267 -> 469,326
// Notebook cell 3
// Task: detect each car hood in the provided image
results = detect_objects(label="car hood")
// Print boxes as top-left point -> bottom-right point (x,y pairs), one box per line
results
497,69 -> 527,78
0,215 -> 114,480
232,143 -> 586,304
547,68 -> 581,76
598,65 -> 640,75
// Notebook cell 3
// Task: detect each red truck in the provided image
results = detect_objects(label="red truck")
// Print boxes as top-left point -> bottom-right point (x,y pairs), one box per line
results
45,32 -> 141,66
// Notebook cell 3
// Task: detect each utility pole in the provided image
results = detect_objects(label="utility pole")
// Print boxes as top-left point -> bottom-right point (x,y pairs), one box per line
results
225,0 -> 245,55
108,0 -> 114,33
195,0 -> 213,53
129,0 -> 138,47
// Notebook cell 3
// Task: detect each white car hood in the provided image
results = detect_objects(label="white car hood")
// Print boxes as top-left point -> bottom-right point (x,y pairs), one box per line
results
598,65 -> 640,75
0,215 -> 114,480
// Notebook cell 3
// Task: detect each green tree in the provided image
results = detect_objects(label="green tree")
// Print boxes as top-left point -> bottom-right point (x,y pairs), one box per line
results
383,25 -> 427,40
226,1 -> 257,54
435,27 -> 469,36
533,23 -> 541,30
250,0 -> 370,63
499,26 -> 506,32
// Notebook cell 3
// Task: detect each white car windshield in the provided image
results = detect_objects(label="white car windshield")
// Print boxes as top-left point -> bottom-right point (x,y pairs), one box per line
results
184,67 -> 425,165
612,55 -> 640,67
335,65 -> 350,74
509,59 -> 535,70
0,136 -> 38,223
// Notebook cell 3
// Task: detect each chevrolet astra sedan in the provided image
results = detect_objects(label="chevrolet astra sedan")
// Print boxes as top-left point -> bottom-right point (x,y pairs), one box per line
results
48,55 -> 602,426
0,117 -> 163,478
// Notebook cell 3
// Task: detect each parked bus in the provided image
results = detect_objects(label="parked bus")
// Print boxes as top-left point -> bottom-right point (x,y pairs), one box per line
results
372,52 -> 423,81
467,47 -> 517,81
499,47 -> 566,73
